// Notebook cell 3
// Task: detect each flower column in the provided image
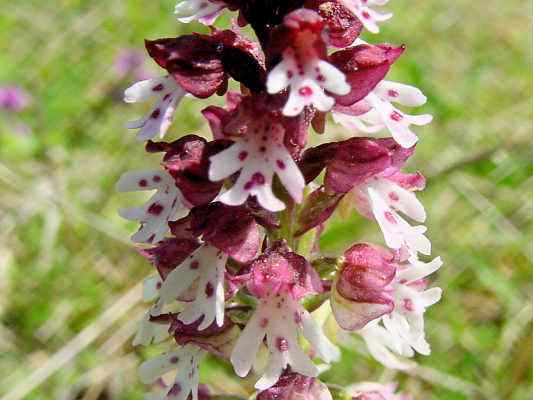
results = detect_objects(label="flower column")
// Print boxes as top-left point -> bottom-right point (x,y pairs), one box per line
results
117,1 -> 442,399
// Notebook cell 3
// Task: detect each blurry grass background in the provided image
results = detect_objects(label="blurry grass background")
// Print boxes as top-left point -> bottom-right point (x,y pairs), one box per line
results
0,1 -> 532,399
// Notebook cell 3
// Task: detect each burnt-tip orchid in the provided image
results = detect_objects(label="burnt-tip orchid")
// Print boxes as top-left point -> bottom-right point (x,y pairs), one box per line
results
117,1 -> 442,398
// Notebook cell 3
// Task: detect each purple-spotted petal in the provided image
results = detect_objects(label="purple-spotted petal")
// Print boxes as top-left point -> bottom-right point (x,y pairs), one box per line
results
175,0 -> 225,25
117,170 -> 188,244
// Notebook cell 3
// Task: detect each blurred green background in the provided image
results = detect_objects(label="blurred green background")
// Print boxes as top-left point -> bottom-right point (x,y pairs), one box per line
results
1,1 -> 532,399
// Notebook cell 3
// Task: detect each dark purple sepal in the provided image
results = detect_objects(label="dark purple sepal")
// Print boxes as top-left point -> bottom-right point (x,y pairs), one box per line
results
325,138 -> 393,193
299,142 -> 340,184
166,315 -> 240,359
145,30 -> 266,98
139,238 -> 200,280
146,35 -> 226,98
247,240 -> 322,299
331,243 -> 396,330
315,1 -> 363,48
295,186 -> 344,237
189,202 -> 261,264
257,371 -> 331,400
331,44 -> 405,106
147,135 -> 232,206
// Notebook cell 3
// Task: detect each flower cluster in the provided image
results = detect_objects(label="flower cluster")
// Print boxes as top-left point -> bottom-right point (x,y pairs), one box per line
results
118,1 -> 441,399
0,85 -> 31,113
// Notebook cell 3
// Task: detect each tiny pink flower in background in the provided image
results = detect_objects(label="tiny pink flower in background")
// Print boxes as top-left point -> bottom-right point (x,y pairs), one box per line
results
115,48 -> 151,80
0,85 -> 31,113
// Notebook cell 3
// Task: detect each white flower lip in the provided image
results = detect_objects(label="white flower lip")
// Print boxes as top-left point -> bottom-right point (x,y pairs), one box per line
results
230,292 -> 339,390
139,345 -> 205,400
160,245 -> 228,330
267,49 -> 350,117
366,180 -> 430,257
116,170 -> 188,244
356,255 -> 443,370
124,76 -> 186,141
332,80 -> 433,149
208,122 -> 305,212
